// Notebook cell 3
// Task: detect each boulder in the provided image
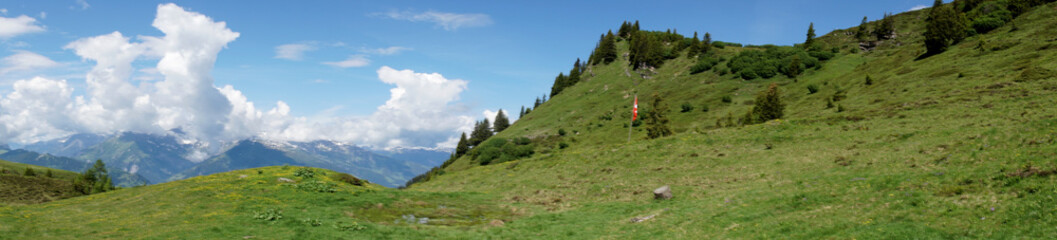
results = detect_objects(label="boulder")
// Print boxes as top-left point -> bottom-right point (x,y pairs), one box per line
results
277,177 -> 295,183
653,185 -> 672,200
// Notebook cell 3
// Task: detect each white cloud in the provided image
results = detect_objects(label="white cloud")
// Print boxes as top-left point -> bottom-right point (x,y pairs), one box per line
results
39,12 -> 46,19
360,46 -> 411,55
380,10 -> 492,31
909,5 -> 929,11
274,43 -> 316,60
0,50 -> 59,75
73,0 -> 90,10
323,55 -> 370,68
0,15 -> 46,39
0,3 -> 475,150
0,77 -> 78,143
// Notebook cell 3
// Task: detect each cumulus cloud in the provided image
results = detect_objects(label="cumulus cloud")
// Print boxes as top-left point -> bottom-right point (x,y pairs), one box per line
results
379,10 -> 492,31
0,3 -> 476,150
0,15 -> 46,39
360,46 -> 411,55
0,50 -> 59,75
0,77 -> 78,143
323,55 -> 370,68
909,5 -> 929,11
274,43 -> 316,60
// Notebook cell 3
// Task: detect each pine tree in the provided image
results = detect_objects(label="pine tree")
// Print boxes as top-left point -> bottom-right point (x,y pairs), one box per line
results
702,32 -> 713,55
875,13 -> 895,40
519,106 -> 526,118
75,159 -> 114,194
787,55 -> 802,77
805,22 -> 817,48
455,132 -> 469,157
629,31 -> 663,69
618,21 -> 632,38
469,120 -> 493,147
534,97 -> 542,108
751,83 -> 785,123
645,93 -> 673,139
856,16 -> 869,41
924,0 -> 967,54
633,20 -> 640,32
493,110 -> 511,133
550,73 -> 567,97
687,32 -> 701,58
597,31 -> 618,64
568,59 -> 582,87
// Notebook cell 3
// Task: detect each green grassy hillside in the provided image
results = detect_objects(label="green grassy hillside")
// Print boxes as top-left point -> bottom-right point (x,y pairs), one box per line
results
3,2 -> 1056,239
0,159 -> 83,205
408,2 -> 1057,238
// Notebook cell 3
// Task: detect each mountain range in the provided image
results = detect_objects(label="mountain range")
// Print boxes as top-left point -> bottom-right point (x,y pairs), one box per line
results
6,132 -> 449,188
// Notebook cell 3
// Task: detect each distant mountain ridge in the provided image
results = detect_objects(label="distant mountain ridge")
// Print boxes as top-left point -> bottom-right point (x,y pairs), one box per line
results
172,139 -> 445,187
0,149 -> 150,187
9,133 -> 451,188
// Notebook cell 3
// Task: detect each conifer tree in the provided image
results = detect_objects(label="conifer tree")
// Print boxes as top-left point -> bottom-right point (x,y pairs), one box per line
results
597,31 -> 618,64
924,0 -> 967,54
75,159 -> 114,194
618,21 -> 632,38
493,110 -> 511,133
455,132 -> 469,157
688,32 -> 701,58
645,93 -> 673,139
787,55 -> 802,77
633,20 -> 640,32
519,106 -> 526,118
534,97 -> 542,108
469,120 -> 493,147
550,73 -> 567,97
568,59 -> 582,86
702,32 -> 713,55
629,31 -> 664,69
751,83 -> 785,123
856,16 -> 869,40
875,13 -> 895,40
805,22 -> 817,48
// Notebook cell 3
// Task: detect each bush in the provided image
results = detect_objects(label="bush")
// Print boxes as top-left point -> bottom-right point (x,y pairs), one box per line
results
331,173 -> 367,186
701,105 -> 710,112
254,208 -> 283,221
689,57 -> 720,74
294,168 -> 315,179
750,83 -> 785,123
558,142 -> 569,149
680,103 -> 694,112
865,75 -> 873,85
558,129 -> 567,136
293,181 -> 337,193
301,218 -> 323,227
23,168 -> 36,177
972,17 -> 1005,33
721,96 -> 733,103
807,84 -> 819,94
474,138 -> 535,165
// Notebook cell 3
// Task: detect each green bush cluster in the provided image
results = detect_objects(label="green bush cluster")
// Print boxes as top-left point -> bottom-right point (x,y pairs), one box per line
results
680,103 -> 694,113
254,208 -> 283,221
474,137 -> 535,165
689,57 -> 720,74
727,46 -> 821,80
293,167 -> 315,179
293,181 -> 337,193
331,173 -> 367,186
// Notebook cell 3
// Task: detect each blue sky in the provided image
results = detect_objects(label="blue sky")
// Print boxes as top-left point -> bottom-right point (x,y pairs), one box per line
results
0,0 -> 936,148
